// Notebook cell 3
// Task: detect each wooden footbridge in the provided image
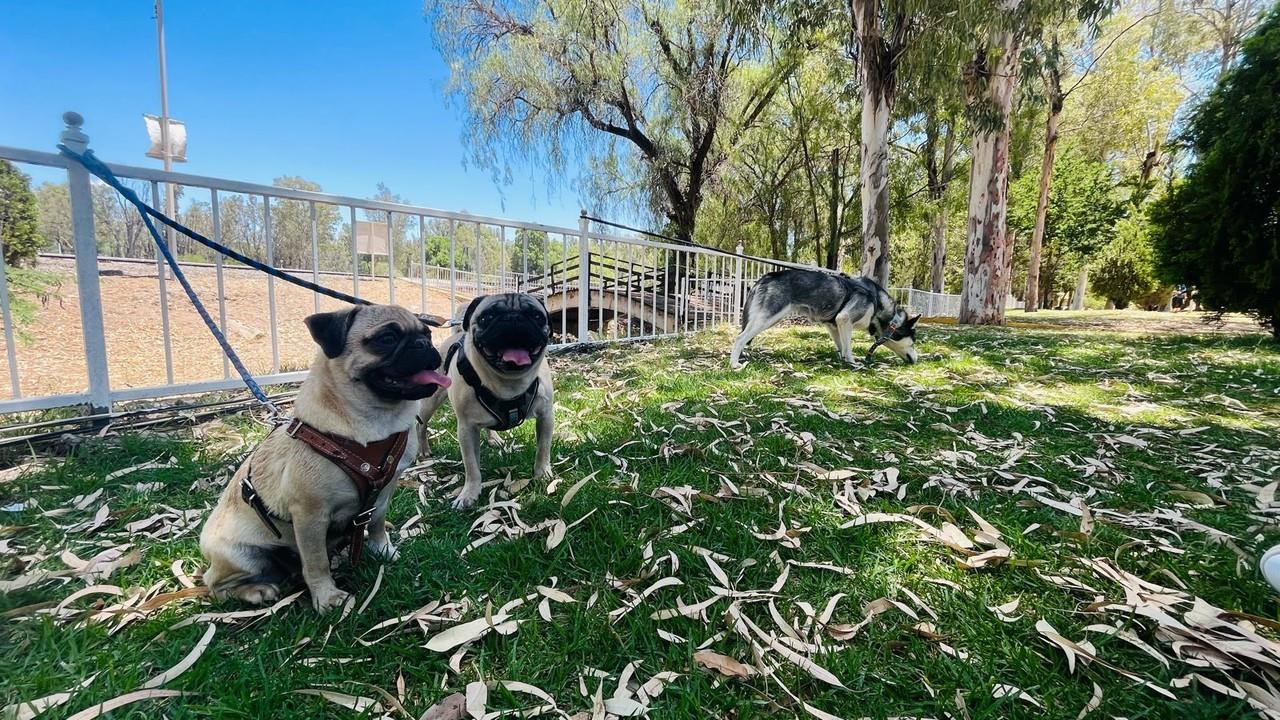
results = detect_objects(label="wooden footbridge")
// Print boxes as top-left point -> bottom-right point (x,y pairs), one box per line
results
520,253 -> 742,340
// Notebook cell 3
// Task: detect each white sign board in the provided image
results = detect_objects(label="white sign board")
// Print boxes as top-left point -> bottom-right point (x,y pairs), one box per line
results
143,114 -> 188,162
355,221 -> 389,257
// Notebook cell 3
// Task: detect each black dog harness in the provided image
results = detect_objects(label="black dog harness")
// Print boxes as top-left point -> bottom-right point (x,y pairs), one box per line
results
825,283 -> 858,323
444,340 -> 540,431
865,320 -> 900,362
240,418 -> 409,563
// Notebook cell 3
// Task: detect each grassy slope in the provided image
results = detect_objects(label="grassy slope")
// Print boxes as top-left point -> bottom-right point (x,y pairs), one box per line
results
2,318 -> 1279,719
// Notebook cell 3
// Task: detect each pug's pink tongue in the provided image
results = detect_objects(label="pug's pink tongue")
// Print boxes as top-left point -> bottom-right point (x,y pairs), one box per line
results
409,369 -> 452,388
501,348 -> 533,366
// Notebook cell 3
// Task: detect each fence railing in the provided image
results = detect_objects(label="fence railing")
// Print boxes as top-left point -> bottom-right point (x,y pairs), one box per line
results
2,114 -> 1008,417
1,114 -> 825,415
888,287 -> 1024,318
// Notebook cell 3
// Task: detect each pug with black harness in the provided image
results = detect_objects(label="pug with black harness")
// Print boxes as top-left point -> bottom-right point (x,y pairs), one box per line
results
200,304 -> 451,612
418,293 -> 554,509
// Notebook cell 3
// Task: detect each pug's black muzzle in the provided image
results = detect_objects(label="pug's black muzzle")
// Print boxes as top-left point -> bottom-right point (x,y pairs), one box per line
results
363,333 -> 446,401
473,311 -> 549,374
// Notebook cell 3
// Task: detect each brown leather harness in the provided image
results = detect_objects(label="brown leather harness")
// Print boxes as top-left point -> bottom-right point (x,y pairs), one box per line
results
240,417 -> 409,563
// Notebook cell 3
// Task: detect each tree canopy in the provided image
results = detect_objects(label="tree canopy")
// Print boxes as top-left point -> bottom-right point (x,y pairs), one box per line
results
1150,4 -> 1280,338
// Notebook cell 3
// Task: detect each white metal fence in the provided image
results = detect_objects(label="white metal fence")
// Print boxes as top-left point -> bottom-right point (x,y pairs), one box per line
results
888,287 -> 1024,319
1,114 -> 1000,417
1,114 -> 816,416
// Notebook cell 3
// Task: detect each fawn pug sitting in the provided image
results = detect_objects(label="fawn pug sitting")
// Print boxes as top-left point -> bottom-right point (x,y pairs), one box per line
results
200,304 -> 450,611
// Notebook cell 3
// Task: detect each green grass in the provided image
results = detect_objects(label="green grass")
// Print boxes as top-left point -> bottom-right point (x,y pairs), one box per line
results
2,317 -> 1279,719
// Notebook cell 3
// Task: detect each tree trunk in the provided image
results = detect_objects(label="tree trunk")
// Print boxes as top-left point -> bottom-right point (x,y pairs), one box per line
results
958,27 -> 1022,326
851,0 -> 895,286
929,204 -> 948,294
1071,267 -> 1086,310
1025,57 -> 1063,314
827,148 -> 842,270
927,118 -> 955,295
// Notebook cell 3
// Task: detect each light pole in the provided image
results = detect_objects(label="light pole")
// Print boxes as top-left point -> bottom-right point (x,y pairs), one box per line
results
155,0 -> 177,227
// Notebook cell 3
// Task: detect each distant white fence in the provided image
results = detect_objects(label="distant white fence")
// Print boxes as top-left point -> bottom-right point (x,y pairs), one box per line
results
889,287 -> 1024,318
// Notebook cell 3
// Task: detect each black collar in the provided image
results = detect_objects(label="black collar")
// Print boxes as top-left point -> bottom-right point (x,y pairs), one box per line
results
445,339 -> 540,431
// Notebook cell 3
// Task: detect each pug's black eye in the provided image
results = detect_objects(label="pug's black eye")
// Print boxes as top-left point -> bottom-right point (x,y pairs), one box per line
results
372,328 -> 400,347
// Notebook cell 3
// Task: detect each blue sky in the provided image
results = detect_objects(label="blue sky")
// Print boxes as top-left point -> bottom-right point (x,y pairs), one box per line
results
0,1 -> 584,227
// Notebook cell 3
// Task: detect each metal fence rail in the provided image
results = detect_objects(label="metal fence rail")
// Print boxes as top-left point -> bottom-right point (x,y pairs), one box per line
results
1,114 -> 995,418
1,114 -> 820,416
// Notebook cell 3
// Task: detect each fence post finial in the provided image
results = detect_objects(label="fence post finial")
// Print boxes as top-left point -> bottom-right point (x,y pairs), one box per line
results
60,111 -> 88,151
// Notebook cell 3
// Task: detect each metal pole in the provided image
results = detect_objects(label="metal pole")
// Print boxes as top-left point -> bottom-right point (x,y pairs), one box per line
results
264,195 -> 278,373
61,113 -> 111,414
577,212 -> 590,342
448,219 -> 457,317
309,201 -> 320,314
154,1 -> 178,236
213,189 -> 229,378
388,211 -> 396,304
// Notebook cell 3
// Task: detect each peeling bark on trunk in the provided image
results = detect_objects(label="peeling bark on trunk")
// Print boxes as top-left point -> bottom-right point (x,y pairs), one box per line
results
850,0 -> 903,286
1025,51 -> 1063,314
959,25 -> 1022,326
858,91 -> 892,284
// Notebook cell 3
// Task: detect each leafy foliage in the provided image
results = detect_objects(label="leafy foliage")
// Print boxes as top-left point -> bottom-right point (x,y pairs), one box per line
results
1150,5 -> 1280,338
1009,147 -> 1122,306
0,160 -> 41,267
1090,214 -> 1161,308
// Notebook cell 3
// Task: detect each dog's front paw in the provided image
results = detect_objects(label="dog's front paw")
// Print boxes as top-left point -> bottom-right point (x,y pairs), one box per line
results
729,360 -> 746,371
451,485 -> 481,509
231,582 -> 280,606
311,585 -> 351,613
365,537 -> 400,562
533,463 -> 551,480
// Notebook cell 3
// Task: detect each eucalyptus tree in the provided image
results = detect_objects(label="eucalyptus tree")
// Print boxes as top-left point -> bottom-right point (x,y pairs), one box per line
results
956,0 -> 1113,325
1022,8 -> 1160,311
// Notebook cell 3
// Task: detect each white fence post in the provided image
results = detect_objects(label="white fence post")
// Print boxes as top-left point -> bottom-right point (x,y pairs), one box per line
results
577,211 -> 590,342
732,243 -> 744,326
61,112 -> 112,415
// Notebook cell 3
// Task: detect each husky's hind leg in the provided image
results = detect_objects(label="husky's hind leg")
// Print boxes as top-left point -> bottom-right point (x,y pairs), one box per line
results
729,308 -> 787,370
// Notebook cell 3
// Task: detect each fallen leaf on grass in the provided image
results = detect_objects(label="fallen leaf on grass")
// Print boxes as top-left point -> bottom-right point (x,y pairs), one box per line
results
419,693 -> 466,720
466,681 -> 486,719
426,612 -> 512,653
2,675 -> 97,720
1076,682 -> 1103,719
64,689 -> 187,720
693,650 -> 756,678
1036,619 -> 1095,674
291,689 -> 382,714
991,684 -> 1042,709
142,624 -> 216,688
1169,490 -> 1215,507
988,599 -> 1021,623
171,590 -> 303,629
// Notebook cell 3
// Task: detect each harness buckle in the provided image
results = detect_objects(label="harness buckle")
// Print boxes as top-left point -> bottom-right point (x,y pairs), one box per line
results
352,507 -> 375,528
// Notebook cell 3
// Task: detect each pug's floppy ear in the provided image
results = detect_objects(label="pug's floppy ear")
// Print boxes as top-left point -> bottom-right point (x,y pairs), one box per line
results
462,295 -> 486,331
305,307 -> 360,359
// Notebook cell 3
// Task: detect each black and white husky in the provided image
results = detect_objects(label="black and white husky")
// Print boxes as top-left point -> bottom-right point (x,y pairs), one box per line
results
729,269 -> 921,369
